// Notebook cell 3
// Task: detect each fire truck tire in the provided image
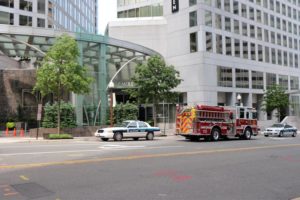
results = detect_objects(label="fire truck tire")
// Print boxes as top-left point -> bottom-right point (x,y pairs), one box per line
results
211,128 -> 220,141
243,128 -> 252,140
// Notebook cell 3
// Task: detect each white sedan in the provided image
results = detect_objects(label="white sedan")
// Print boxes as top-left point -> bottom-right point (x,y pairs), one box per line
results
95,120 -> 161,141
264,123 -> 297,137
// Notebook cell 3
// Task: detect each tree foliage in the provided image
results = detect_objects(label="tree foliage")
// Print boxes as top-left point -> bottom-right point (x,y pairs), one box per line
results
263,84 -> 289,121
113,102 -> 138,125
42,102 -> 76,128
126,55 -> 181,125
33,34 -> 93,133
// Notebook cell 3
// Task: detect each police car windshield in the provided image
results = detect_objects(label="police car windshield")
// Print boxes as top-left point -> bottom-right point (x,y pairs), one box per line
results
122,121 -> 130,127
271,123 -> 284,128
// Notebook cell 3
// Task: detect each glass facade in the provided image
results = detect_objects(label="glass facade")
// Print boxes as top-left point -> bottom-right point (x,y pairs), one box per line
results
117,0 -> 163,18
0,0 -> 97,33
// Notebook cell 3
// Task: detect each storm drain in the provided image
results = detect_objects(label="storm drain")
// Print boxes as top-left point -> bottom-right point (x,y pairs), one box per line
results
11,182 -> 54,199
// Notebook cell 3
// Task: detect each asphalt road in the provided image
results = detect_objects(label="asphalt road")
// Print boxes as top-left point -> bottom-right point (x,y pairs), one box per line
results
0,134 -> 300,200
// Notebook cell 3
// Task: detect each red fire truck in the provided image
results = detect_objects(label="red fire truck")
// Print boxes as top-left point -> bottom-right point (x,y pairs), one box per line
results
176,105 -> 258,141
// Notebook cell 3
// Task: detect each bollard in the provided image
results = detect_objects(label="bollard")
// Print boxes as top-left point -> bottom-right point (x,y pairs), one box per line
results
20,128 -> 24,137
13,128 -> 16,137
5,127 -> 9,137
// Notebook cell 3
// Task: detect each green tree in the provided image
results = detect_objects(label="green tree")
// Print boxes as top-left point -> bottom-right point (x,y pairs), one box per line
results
34,34 -> 93,134
263,84 -> 289,122
126,55 -> 181,126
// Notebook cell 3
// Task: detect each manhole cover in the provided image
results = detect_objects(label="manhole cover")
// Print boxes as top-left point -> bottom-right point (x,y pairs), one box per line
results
11,182 -> 54,199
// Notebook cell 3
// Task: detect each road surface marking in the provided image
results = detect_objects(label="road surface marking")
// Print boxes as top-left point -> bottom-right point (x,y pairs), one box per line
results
68,154 -> 85,157
20,175 -> 29,181
0,143 -> 299,170
3,192 -> 18,196
0,146 -> 182,156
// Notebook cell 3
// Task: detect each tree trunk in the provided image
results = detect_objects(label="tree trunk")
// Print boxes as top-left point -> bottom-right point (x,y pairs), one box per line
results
57,81 -> 61,135
153,103 -> 157,127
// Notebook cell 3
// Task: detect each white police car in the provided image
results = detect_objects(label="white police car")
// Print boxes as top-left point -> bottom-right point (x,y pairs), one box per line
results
95,120 -> 161,141
264,123 -> 297,137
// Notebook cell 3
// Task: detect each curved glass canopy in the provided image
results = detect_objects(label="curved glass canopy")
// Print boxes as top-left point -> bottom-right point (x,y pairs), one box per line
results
0,26 -> 159,125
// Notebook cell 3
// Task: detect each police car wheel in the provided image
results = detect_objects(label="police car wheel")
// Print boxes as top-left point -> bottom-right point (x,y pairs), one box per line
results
292,131 -> 297,137
279,131 -> 283,137
146,132 -> 154,140
114,132 -> 123,141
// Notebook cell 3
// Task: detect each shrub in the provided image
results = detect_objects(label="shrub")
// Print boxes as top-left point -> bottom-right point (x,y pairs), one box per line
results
6,122 -> 15,129
48,133 -> 73,139
113,102 -> 138,124
42,102 -> 76,128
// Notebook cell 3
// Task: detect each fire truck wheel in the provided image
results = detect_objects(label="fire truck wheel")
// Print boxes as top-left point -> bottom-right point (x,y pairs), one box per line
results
211,128 -> 220,141
243,128 -> 252,140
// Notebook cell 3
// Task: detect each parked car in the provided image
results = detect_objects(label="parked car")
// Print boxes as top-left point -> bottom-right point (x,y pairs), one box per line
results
95,120 -> 161,141
263,123 -> 297,137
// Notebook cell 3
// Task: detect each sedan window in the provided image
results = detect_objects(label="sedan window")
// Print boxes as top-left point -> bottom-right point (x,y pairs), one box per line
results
128,122 -> 137,128
138,122 -> 148,128
271,124 -> 284,128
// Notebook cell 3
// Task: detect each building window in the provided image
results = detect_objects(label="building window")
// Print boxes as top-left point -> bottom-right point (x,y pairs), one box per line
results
233,1 -> 239,15
190,32 -> 197,53
236,68 -> 249,88
290,53 -> 294,67
234,39 -> 240,58
37,0 -> 45,14
215,0 -> 221,9
258,45 -> 263,62
279,75 -> 288,90
278,50 -> 282,65
19,15 -> 32,26
205,11 -> 212,27
190,11 -> 197,27
225,37 -> 231,56
224,0 -> 230,12
242,22 -> 247,36
215,14 -> 222,29
217,66 -> 233,87
37,18 -> 45,27
265,46 -> 270,63
250,25 -> 255,38
241,4 -> 247,18
266,73 -> 276,88
225,17 -> 231,31
234,19 -> 239,34
249,7 -> 254,20
204,0 -> 212,5
206,32 -> 213,52
295,54 -> 298,68
291,76 -> 299,90
252,71 -> 264,89
189,0 -> 197,6
243,41 -> 248,59
20,0 -> 32,11
257,9 -> 262,23
271,48 -> 276,64
283,51 -> 288,66
0,11 -> 13,25
250,43 -> 256,60
0,0 -> 14,8
216,34 -> 223,54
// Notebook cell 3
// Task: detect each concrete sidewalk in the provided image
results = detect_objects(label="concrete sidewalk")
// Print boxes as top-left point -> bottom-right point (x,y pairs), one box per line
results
0,136 -> 99,144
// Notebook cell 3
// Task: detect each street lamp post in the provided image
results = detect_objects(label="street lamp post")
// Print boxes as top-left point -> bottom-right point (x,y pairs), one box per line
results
237,94 -> 242,106
108,82 -> 115,127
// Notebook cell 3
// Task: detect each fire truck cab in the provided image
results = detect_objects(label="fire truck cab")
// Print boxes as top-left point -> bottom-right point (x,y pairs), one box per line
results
176,105 -> 258,141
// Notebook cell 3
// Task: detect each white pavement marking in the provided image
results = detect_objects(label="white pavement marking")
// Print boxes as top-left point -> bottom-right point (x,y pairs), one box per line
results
0,145 -> 183,156
0,143 -> 101,149
270,137 -> 293,140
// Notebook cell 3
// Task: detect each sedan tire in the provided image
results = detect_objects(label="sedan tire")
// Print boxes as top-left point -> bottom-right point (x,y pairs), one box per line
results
113,132 -> 123,141
146,132 -> 154,140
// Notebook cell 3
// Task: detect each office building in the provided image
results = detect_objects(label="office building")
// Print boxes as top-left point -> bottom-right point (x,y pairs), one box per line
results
109,0 -> 300,121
